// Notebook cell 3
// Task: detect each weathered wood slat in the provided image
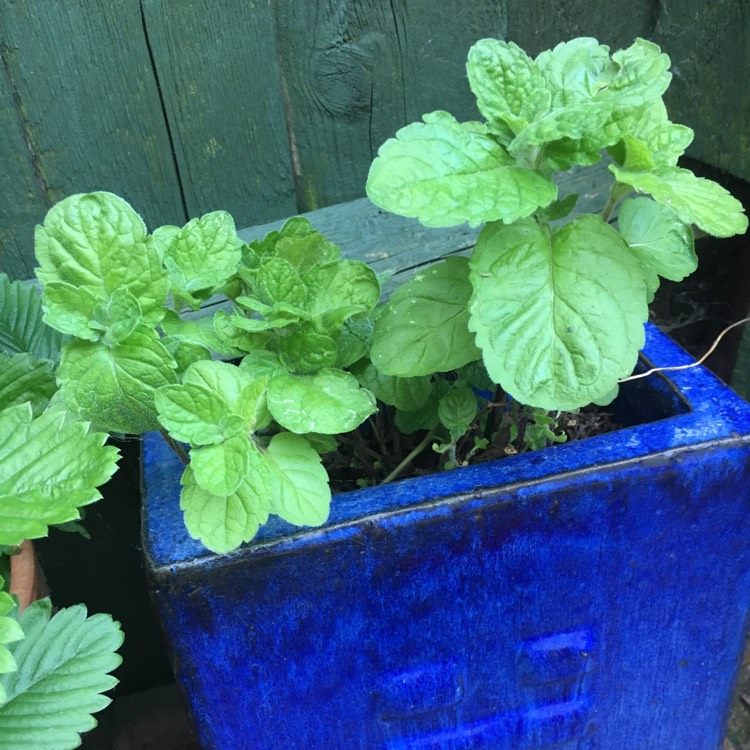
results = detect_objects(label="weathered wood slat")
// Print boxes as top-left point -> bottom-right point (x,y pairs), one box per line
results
0,0 -> 185,272
651,1 -> 750,183
140,0 -> 297,225
506,0 -> 656,55
270,0 -> 507,212
0,64 -> 46,280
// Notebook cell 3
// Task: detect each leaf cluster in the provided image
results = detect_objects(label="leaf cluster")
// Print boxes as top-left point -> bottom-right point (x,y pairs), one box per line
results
366,37 -> 748,410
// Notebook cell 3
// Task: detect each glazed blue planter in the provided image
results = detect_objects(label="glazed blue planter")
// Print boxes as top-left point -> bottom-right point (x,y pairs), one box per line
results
143,323 -> 750,749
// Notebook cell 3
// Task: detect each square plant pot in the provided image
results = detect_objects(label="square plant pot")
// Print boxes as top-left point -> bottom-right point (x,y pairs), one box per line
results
142,323 -> 750,749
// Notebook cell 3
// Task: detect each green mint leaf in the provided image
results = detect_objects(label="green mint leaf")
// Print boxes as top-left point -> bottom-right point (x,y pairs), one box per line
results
602,38 -> 672,107
148,225 -> 181,261
351,360 -> 432,411
0,275 -> 69,361
180,459 -> 271,554
57,324 -> 178,434
394,397 -> 440,434
535,38 -> 613,105
277,329 -> 338,373
0,404 -> 119,547
35,192 -> 168,333
0,600 -> 122,749
275,232 -> 340,274
469,215 -> 648,410
535,194 -> 578,222
162,211 -> 242,304
263,432 -> 331,527
438,382 -> 478,439
366,111 -> 557,227
36,282 -> 102,342
0,354 -> 56,415
93,288 -> 143,346
371,257 -> 481,377
255,256 -> 307,307
611,165 -> 749,237
213,311 -> 272,354
467,38 -> 551,132
302,259 -> 380,328
510,101 -> 611,156
267,369 -> 376,434
618,197 -> 697,282
157,360 -> 267,445
336,315 -> 374,368
160,311 -> 234,356
239,350 -> 286,380
190,434 -> 253,497
301,433 -> 339,454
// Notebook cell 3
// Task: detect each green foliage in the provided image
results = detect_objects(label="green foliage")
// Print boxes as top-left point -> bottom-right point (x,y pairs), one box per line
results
0,599 -> 123,750
0,404 -> 120,547
367,36 -> 747,410
0,577 -> 23,705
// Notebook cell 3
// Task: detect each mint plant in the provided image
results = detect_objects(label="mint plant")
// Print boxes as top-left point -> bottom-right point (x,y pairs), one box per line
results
32,195 -> 380,553
366,37 -> 748,410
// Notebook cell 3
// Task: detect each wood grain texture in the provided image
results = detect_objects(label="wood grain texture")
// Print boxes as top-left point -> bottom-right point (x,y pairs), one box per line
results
0,57 -> 47,280
140,0 -> 297,225
651,0 -> 750,182
0,0 -> 185,278
270,0 -> 508,212
505,0 -> 658,56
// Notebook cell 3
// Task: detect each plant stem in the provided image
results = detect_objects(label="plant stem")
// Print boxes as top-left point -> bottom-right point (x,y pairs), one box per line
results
160,429 -> 189,465
601,182 -> 630,223
380,428 -> 439,485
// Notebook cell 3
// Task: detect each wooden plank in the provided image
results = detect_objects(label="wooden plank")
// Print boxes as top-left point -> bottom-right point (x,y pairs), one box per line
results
0,0 -> 185,245
270,0 -> 507,212
235,158 -> 613,298
505,0 -> 657,56
651,0 -> 750,183
0,59 -> 47,280
140,0 -> 297,225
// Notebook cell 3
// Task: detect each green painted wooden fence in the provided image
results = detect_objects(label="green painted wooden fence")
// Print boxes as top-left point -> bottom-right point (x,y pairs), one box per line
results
2,0 -> 749,280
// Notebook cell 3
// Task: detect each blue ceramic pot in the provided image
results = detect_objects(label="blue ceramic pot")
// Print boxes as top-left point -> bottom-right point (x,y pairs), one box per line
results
143,324 -> 750,749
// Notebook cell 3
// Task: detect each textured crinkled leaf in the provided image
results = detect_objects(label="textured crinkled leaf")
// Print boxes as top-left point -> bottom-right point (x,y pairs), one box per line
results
35,192 -> 167,330
163,211 -> 242,300
610,100 -> 693,168
0,404 -> 120,546
535,38 -> 613,105
371,257 -> 481,376
213,311 -> 272,354
160,311 -> 231,355
275,232 -> 340,274
94,288 -> 143,346
0,275 -> 69,360
510,101 -> 611,155
57,324 -> 177,434
0,354 -> 56,415
155,382 -> 227,445
180,459 -> 271,553
191,434 -> 252,496
394,397 -> 440,434
264,432 -> 330,527
438,383 -> 478,438
0,600 -> 123,749
239,350 -> 286,380
351,360 -> 432,411
611,165 -> 749,237
366,111 -> 557,227
267,368 -> 376,434
336,315 -> 374,368
602,38 -> 671,107
277,330 -> 337,373
302,260 -> 380,326
467,39 -> 551,131
267,369 -> 376,434
36,282 -> 102,341
468,216 -> 648,410
618,197 -> 697,282
157,360 -> 266,445
255,257 -> 307,307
